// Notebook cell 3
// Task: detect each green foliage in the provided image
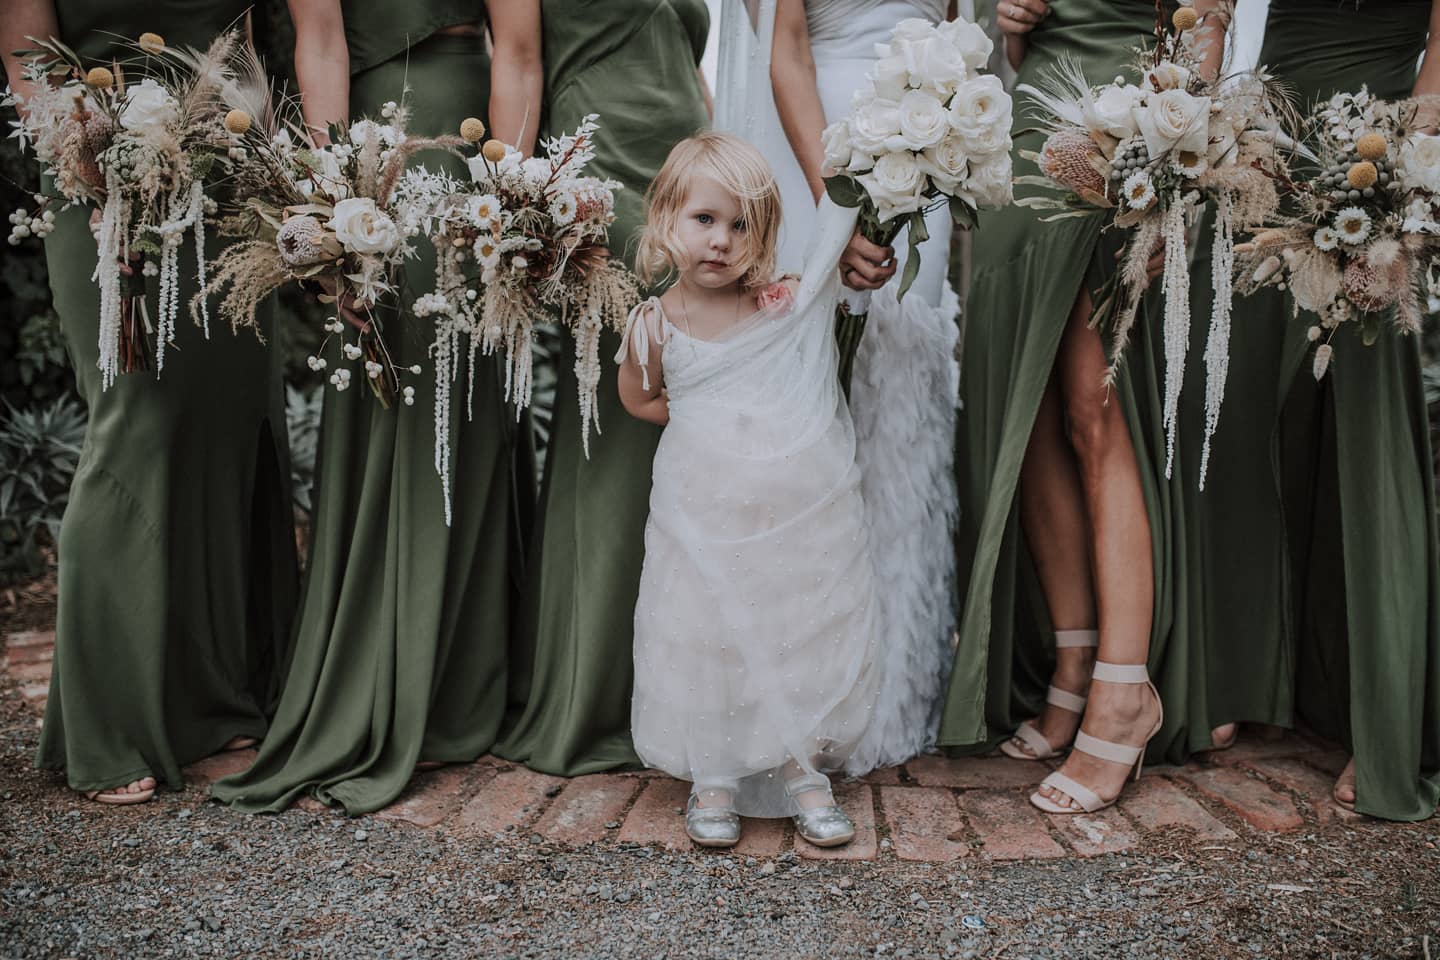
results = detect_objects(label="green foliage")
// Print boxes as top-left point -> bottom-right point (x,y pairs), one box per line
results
0,397 -> 86,585
285,384 -> 323,514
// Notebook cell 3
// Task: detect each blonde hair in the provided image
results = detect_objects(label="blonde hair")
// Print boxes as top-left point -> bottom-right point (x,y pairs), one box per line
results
636,131 -> 782,292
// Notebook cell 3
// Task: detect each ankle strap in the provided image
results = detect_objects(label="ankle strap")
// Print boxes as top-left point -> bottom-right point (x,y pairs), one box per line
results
1092,661 -> 1149,684
1055,629 -> 1099,649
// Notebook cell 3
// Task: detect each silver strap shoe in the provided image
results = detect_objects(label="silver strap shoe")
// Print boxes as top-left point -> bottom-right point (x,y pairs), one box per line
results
786,774 -> 855,848
685,794 -> 741,848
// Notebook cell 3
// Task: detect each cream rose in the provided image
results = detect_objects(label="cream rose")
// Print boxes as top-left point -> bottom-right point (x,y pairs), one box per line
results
916,133 -> 970,194
1145,61 -> 1191,93
330,197 -> 400,255
948,75 -> 1011,155
1133,89 -> 1210,159
822,119 -> 873,173
119,78 -> 178,141
859,151 -> 925,221
1083,83 -> 1142,141
960,154 -> 1013,209
849,97 -> 905,154
870,53 -> 910,101
897,90 -> 950,150
935,19 -> 992,72
1400,133 -> 1440,193
895,36 -> 967,99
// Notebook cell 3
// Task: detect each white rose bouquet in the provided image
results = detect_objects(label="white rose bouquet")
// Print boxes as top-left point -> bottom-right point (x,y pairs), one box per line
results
1017,2 -> 1292,484
1236,89 -> 1440,381
394,115 -> 636,516
820,16 -> 1013,395
200,99 -> 453,408
4,31 -> 273,387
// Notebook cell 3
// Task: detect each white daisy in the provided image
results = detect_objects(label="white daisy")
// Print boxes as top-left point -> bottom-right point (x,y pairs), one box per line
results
1123,170 -> 1156,210
549,190 -> 578,226
1313,226 -> 1339,251
1333,206 -> 1372,245
1170,149 -> 1207,179
467,194 -> 501,228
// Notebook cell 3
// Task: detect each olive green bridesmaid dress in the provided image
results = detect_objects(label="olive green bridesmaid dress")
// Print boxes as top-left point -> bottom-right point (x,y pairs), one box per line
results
213,2 -> 528,815
35,0 -> 299,794
942,0 -> 1184,751
495,0 -> 710,775
1267,0 -> 1437,821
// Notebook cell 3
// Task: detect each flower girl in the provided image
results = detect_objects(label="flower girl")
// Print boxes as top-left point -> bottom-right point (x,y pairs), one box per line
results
616,132 -> 880,849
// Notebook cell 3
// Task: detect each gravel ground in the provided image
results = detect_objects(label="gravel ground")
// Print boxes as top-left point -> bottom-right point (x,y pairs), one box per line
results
1,680 -> 1437,959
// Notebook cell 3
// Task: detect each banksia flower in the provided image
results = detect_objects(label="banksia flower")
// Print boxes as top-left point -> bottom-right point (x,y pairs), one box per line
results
481,139 -> 508,163
460,117 -> 486,142
1039,130 -> 1106,201
85,67 -> 114,89
1355,133 -> 1388,162
224,109 -> 252,135
276,215 -> 340,266
138,32 -> 165,54
1342,254 -> 1405,313
1312,343 -> 1333,380
1346,161 -> 1377,190
1172,6 -> 1199,31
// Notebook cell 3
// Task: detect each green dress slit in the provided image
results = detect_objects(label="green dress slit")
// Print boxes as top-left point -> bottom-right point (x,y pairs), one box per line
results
494,0 -> 710,775
942,0 -> 1182,751
213,8 -> 528,815
35,0 -> 299,794
1222,0 -> 1437,821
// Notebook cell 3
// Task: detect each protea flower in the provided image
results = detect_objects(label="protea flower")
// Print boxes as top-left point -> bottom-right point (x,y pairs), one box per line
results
1039,129 -> 1108,204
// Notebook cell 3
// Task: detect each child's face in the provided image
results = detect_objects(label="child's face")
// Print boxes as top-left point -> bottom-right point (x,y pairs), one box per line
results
675,174 -> 750,289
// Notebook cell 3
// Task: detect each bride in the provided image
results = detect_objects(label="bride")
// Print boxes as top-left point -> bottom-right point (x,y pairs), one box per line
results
717,0 -> 965,771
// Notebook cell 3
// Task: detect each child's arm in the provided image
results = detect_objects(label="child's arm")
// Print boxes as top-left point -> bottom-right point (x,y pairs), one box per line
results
616,301 -> 670,426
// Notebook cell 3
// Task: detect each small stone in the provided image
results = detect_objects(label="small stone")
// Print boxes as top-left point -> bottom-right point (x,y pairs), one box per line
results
604,821 -> 620,830
544,785 -> 564,798
598,884 -> 613,901
616,891 -> 632,904
758,863 -> 777,876
838,878 -> 854,890
122,838 -> 141,848
203,917 -> 222,933
177,809 -> 192,820
354,829 -> 368,842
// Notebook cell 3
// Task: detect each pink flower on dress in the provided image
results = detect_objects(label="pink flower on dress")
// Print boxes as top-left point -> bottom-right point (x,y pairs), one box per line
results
756,280 -> 795,312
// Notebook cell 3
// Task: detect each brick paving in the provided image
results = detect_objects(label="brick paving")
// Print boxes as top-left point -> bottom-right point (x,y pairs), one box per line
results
4,628 -> 1378,862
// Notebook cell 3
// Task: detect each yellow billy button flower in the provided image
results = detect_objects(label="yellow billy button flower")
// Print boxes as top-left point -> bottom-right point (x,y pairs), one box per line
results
1172,6 -> 1199,31
1355,133 -> 1388,162
460,117 -> 486,142
1346,161 -> 1378,190
85,66 -> 114,90
224,109 -> 252,136
481,139 -> 508,163
138,32 -> 166,54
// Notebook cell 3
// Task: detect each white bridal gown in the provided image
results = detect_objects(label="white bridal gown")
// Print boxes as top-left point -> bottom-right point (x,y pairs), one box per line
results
625,203 -> 881,817
726,0 -> 962,772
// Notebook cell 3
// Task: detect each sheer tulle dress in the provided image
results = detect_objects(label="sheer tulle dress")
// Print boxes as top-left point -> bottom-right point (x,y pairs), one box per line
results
623,205 -> 881,816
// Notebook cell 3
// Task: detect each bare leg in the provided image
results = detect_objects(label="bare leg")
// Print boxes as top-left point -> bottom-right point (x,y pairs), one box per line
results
1010,377 -> 1098,755
1036,288 -> 1161,810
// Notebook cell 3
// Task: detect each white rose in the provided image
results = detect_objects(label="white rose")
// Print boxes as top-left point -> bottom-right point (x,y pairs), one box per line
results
1144,61 -> 1191,93
330,197 -> 400,255
1400,133 -> 1440,193
871,53 -> 911,101
822,119 -> 873,173
850,97 -> 904,154
948,75 -> 1011,155
894,35 -> 967,99
886,18 -> 935,44
897,89 -> 950,150
118,78 -> 178,141
859,151 -> 925,221
1133,89 -> 1210,159
1083,83 -> 1142,141
935,19 -> 993,72
916,133 -> 970,194
960,154 -> 1013,209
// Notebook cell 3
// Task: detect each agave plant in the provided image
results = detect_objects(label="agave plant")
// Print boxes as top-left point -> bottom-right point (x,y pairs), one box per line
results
0,397 -> 86,584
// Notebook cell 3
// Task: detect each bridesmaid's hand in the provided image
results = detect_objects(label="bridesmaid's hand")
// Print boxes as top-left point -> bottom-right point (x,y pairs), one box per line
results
997,0 -> 1050,70
996,0 -> 1049,35
840,231 -> 896,291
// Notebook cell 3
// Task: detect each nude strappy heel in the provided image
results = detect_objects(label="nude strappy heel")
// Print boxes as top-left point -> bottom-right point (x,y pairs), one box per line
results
1000,629 -> 1099,761
1029,661 -> 1163,815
